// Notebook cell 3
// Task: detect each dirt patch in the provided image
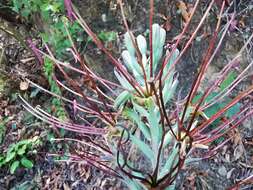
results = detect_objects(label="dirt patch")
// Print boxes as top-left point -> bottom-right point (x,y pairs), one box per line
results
0,0 -> 253,189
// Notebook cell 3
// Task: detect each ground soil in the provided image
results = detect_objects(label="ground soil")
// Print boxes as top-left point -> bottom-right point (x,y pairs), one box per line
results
0,0 -> 253,189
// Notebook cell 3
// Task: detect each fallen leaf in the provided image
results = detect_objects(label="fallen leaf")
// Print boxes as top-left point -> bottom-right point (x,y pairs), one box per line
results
176,1 -> 190,23
159,14 -> 172,31
20,81 -> 29,91
63,183 -> 71,190
225,153 -> 230,162
233,144 -> 244,161
227,168 -> 235,179
239,17 -> 246,28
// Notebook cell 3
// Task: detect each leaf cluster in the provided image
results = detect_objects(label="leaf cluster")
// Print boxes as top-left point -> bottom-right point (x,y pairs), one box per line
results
0,136 -> 41,174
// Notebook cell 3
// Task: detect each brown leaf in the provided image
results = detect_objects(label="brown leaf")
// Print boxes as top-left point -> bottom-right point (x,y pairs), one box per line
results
214,0 -> 230,7
63,183 -> 71,190
176,1 -> 191,23
226,168 -> 235,179
233,144 -> 244,161
159,14 -> 172,31
19,81 -> 29,91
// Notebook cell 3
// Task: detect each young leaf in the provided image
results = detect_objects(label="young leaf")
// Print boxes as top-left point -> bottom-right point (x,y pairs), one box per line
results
5,151 -> 16,163
152,24 -> 166,72
10,161 -> 20,174
17,144 -> 27,156
136,35 -> 147,55
124,32 -> 135,56
21,157 -> 33,168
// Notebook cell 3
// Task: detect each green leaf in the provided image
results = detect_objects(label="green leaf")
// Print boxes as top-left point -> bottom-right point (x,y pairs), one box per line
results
130,134 -> 155,167
121,50 -> 142,80
159,146 -> 178,180
5,151 -> 16,163
163,49 -> 179,79
17,145 -> 27,156
114,91 -> 131,109
191,93 -> 202,104
12,0 -> 22,12
98,31 -> 117,42
152,24 -> 166,73
0,155 -> 6,166
114,70 -> 133,91
146,99 -> 161,149
225,102 -> 240,118
123,108 -> 151,140
136,35 -> 147,55
21,157 -> 33,168
163,77 -> 178,104
220,71 -> 237,91
124,32 -> 135,56
163,124 -> 178,148
10,161 -> 20,174
132,101 -> 149,118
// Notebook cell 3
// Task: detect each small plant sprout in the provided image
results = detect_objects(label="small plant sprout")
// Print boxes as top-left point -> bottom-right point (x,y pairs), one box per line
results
20,0 -> 253,189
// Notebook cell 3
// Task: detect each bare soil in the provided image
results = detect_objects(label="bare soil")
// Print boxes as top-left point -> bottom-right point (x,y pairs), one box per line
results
0,0 -> 253,189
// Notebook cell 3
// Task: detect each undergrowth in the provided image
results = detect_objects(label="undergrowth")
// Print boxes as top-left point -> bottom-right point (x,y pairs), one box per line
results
9,0 -> 253,189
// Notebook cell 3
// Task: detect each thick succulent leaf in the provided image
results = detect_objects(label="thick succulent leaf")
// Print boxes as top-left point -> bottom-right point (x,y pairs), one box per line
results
133,101 -> 149,118
163,124 -> 178,148
137,35 -> 148,69
122,50 -> 134,71
124,32 -> 135,56
130,134 -> 155,168
114,91 -> 131,109
114,70 -> 133,90
122,50 -> 143,79
163,76 -> 178,104
123,108 -> 151,140
146,98 -> 161,149
152,24 -> 166,73
133,98 -> 162,150
158,146 -> 178,180
137,35 -> 147,55
162,49 -> 180,79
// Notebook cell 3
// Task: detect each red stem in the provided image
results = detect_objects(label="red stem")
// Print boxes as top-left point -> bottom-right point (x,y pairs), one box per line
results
149,0 -> 154,78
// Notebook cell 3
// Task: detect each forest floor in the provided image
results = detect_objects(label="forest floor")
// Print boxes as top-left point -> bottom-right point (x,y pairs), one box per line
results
0,0 -> 253,189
